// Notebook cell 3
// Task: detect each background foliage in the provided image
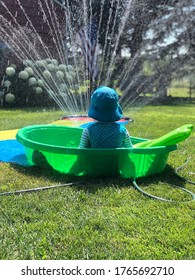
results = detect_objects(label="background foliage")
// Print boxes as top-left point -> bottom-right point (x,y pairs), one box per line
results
0,0 -> 195,107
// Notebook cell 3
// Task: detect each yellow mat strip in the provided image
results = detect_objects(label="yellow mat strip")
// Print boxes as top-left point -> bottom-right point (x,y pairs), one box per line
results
0,129 -> 19,140
0,120 -> 81,141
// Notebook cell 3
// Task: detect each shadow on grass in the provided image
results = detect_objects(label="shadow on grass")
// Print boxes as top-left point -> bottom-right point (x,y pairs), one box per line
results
9,162 -> 187,194
135,164 -> 186,187
7,162 -> 195,203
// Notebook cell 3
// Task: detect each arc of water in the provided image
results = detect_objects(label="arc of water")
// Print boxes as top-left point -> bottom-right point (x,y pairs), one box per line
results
71,0 -> 92,111
120,73 -> 151,110
105,0 -> 135,85
89,0 -> 93,90
17,0 -> 83,114
0,2 -> 72,112
78,0 -> 90,109
83,0 -> 90,84
95,0 -> 106,86
64,0 -> 86,112
37,0 -> 65,64
39,0 -> 81,113
121,64 -> 176,112
35,0 -> 84,112
78,0 -> 91,108
0,2 -> 49,60
63,0 -> 94,112
97,0 -> 115,86
119,50 -> 141,90
103,0 -> 121,78
0,17 -> 77,113
14,0 -> 51,58
89,0 -> 93,41
98,0 -> 123,87
119,40 -> 157,110
119,0 -> 183,108
85,0 -> 97,101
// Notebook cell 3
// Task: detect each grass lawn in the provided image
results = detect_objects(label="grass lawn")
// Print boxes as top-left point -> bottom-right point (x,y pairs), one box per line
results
168,87 -> 195,98
0,104 -> 195,260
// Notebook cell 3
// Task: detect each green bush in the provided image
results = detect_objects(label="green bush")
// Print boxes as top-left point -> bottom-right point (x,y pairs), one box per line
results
1,59 -> 78,108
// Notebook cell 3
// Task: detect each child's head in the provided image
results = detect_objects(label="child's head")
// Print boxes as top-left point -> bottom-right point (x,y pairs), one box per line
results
88,86 -> 123,122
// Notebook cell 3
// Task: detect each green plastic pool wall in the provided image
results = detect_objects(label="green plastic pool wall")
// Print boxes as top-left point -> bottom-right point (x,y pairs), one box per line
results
16,125 -> 177,178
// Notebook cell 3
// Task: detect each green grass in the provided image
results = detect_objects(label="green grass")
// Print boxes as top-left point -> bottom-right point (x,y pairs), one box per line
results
0,104 -> 195,260
0,108 -> 62,131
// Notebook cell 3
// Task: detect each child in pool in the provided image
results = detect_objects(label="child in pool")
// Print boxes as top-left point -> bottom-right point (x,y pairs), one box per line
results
79,86 -> 133,148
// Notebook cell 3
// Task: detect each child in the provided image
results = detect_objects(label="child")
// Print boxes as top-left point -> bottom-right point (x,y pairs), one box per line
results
79,86 -> 133,148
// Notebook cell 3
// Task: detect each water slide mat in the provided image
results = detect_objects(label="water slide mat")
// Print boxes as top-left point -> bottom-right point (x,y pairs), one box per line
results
0,139 -> 29,166
0,121 -> 69,166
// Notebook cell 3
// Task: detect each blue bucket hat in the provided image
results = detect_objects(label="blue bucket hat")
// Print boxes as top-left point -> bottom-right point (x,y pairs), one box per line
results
88,86 -> 123,122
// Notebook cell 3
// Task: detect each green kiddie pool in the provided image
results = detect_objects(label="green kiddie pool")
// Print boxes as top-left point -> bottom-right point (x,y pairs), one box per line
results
16,124 -> 193,179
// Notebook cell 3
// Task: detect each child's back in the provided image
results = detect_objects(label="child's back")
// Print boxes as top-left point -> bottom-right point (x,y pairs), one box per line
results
80,122 -> 132,148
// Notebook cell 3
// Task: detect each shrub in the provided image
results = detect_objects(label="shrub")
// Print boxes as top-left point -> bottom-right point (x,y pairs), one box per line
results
0,59 -> 78,108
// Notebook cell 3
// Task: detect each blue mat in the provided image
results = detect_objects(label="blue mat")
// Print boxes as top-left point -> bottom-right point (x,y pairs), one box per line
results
0,139 -> 30,166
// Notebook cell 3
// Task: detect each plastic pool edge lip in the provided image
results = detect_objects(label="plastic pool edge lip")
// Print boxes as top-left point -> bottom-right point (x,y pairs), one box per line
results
16,124 -> 177,155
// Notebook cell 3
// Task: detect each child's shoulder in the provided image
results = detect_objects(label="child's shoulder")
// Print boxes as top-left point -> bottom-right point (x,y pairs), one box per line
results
89,122 -> 127,131
87,121 -> 116,130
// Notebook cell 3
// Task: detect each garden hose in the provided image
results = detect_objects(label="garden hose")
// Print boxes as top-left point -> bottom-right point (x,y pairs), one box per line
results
174,157 -> 195,185
131,157 -> 195,203
131,180 -> 195,203
0,182 -> 79,196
